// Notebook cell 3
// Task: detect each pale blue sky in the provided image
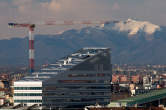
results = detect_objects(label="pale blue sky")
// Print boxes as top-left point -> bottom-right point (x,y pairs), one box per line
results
0,0 -> 166,39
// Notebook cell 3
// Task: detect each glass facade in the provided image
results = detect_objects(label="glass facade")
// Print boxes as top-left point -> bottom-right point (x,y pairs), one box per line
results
42,48 -> 112,109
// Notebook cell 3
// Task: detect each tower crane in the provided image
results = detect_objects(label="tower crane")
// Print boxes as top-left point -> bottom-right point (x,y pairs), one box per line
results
8,23 -> 35,73
8,20 -> 108,74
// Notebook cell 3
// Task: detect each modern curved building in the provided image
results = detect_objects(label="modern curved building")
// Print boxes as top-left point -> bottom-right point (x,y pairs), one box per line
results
14,47 -> 112,109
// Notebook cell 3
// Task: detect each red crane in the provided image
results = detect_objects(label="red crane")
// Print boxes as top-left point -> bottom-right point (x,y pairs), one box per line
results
8,23 -> 35,73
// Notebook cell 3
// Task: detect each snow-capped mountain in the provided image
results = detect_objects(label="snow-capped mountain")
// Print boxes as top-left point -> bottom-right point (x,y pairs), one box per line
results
101,19 -> 160,35
1,19 -> 166,66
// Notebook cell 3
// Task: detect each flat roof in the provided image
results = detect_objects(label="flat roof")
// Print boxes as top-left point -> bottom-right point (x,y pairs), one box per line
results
108,88 -> 166,107
17,47 -> 110,82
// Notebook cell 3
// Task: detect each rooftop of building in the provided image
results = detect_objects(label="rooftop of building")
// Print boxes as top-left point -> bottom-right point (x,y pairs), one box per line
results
108,88 -> 166,107
16,47 -> 110,82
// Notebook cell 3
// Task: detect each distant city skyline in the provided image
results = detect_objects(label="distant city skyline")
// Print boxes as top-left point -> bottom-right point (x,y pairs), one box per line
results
0,0 -> 166,39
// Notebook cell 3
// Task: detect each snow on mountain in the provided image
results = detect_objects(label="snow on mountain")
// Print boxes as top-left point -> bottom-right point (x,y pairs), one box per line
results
101,19 -> 160,35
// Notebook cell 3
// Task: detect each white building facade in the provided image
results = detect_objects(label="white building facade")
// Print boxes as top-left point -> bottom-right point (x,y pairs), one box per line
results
14,81 -> 42,106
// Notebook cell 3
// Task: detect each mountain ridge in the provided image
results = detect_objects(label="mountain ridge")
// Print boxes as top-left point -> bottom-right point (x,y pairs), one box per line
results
1,19 -> 166,66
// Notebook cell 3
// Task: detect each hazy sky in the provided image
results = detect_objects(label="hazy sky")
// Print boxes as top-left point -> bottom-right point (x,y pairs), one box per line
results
0,0 -> 166,39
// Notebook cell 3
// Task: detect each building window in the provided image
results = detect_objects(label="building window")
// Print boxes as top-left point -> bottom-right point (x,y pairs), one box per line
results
94,64 -> 99,71
58,80 -> 96,83
68,73 -> 96,77
14,93 -> 42,96
14,100 -> 42,103
14,87 -> 42,90
99,64 -> 103,71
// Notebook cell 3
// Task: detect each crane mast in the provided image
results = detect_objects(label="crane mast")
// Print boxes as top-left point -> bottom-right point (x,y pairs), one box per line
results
8,23 -> 35,73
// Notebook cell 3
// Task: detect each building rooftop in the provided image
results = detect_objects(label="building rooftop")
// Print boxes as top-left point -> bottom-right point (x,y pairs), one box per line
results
18,47 -> 110,82
108,88 -> 166,107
